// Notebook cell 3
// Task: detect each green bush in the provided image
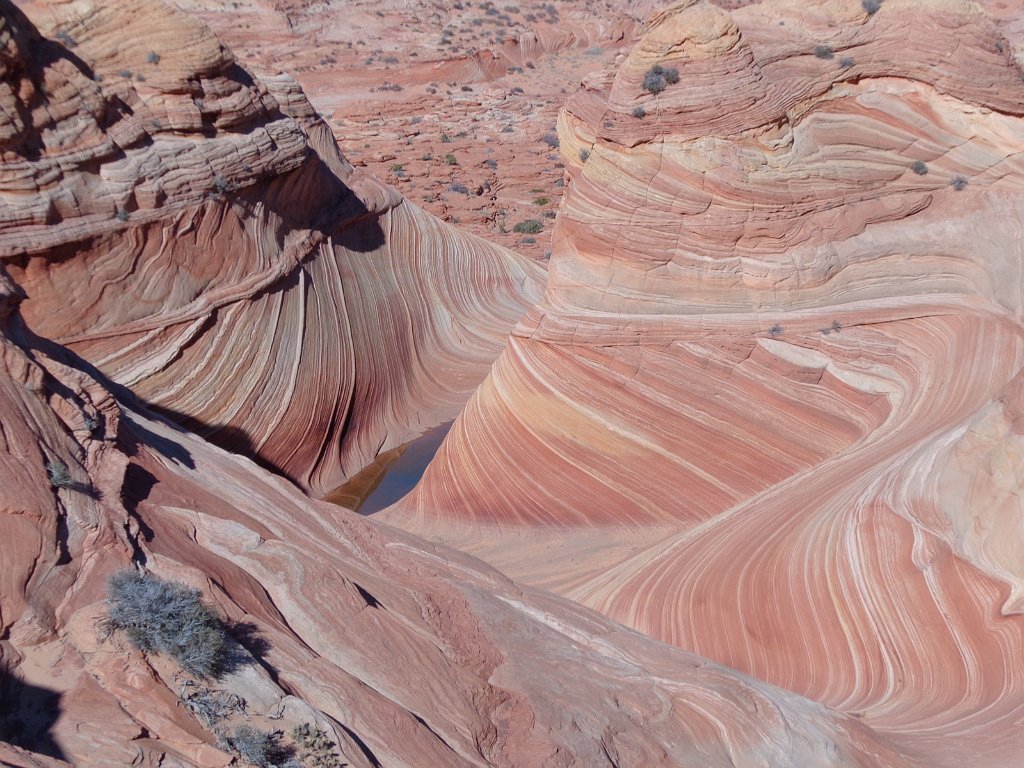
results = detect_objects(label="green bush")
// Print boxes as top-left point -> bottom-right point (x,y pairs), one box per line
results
105,570 -> 228,679
512,219 -> 542,234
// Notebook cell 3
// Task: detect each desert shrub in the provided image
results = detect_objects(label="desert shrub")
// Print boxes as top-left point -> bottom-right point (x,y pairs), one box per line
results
460,85 -> 473,92
147,51 -> 160,64
391,163 -> 404,172
768,323 -> 783,337
512,219 -> 542,234
814,44 -> 834,59
116,208 -> 129,222
485,158 -> 498,169
631,105 -> 646,118
839,56 -> 855,68
910,160 -> 928,175
951,175 -> 968,191
862,0 -> 882,14
180,683 -> 245,727
520,236 -> 536,244
541,132 -> 559,148
449,182 -> 469,194
444,153 -> 458,165
105,570 -> 228,679
579,148 -> 590,162
292,724 -> 343,768
227,726 -> 288,767
46,460 -> 74,489
643,64 -> 678,94
643,67 -> 666,94
533,196 -> 550,205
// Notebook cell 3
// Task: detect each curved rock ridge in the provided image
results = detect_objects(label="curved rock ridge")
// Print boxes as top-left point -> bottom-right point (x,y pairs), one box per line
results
383,0 -> 1024,763
1,0 -> 545,495
0,265 -> 918,766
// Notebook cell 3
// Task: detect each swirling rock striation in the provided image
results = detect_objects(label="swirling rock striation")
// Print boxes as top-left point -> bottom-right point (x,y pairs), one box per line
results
384,1 -> 1024,764
1,0 -> 544,495
0,181 -> 910,768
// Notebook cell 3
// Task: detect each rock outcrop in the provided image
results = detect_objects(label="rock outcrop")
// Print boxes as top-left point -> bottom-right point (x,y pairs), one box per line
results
2,0 -> 544,496
383,1 -> 1024,764
0,5 -> 920,758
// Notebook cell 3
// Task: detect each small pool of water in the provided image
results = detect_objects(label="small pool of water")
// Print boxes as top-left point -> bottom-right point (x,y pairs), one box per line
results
323,421 -> 452,514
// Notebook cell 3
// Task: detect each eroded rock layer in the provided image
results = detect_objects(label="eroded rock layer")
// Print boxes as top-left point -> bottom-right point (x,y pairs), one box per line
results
2,0 -> 544,495
383,1 -> 1024,763
0,152 -> 918,768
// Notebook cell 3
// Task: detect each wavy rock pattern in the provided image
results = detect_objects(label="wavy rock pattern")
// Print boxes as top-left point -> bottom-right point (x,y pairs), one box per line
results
2,0 -> 544,495
384,1 -> 1024,763
0,202 -> 911,767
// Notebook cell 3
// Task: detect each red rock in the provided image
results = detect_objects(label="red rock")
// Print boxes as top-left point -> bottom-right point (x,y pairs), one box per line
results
384,1 -> 1024,764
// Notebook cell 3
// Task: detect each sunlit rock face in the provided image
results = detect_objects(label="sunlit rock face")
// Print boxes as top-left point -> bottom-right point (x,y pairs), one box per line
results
2,0 -> 544,496
383,1 -> 1024,763
0,2 -> 921,766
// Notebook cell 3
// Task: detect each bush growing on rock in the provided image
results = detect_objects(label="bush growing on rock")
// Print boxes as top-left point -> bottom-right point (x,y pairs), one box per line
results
512,219 -> 542,234
226,726 -> 289,767
46,460 -> 74,489
643,64 -> 678,94
104,570 -> 228,679
631,106 -> 646,118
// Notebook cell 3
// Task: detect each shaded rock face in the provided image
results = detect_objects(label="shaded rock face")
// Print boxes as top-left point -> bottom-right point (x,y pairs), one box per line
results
0,6 -> 922,764
383,0 -> 1024,764
2,0 -> 545,496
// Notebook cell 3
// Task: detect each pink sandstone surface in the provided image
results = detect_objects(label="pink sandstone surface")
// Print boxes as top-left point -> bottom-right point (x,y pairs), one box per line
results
380,0 -> 1024,765
2,0 -> 545,496
3,0 -> 1024,766
0,4 -> 926,764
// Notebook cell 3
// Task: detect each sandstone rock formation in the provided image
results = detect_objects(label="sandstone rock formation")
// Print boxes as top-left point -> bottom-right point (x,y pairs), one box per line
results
383,0 -> 1024,764
0,6 -> 927,762
2,0 -> 544,496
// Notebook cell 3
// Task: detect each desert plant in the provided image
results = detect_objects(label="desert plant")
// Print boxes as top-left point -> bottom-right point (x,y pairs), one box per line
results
146,51 -> 160,64
512,219 -> 542,234
631,105 -> 646,118
814,44 -> 834,60
642,64 -> 679,94
449,182 -> 469,194
839,56 -> 855,68
910,160 -> 928,175
862,0 -> 882,14
768,323 -> 783,337
579,148 -> 590,162
227,726 -> 287,767
391,163 -> 404,172
116,208 -> 129,222
951,175 -> 968,191
534,196 -> 550,205
46,460 -> 74,489
104,570 -> 228,679
444,153 -> 458,165
541,132 -> 559,148
643,66 -> 667,94
179,683 -> 245,727
292,724 -> 343,768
